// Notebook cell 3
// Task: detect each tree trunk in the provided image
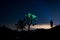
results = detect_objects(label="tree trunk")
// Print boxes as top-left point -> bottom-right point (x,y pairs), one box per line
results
21,28 -> 23,31
28,25 -> 30,31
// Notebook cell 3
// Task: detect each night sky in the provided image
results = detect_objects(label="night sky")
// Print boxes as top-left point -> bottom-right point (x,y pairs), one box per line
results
0,0 -> 60,25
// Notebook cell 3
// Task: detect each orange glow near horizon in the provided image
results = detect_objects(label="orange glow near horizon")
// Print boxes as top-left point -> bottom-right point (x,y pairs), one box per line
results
23,24 -> 56,31
30,24 -> 55,30
9,24 -> 56,31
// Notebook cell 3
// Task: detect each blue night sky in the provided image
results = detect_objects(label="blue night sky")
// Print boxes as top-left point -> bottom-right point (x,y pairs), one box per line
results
0,0 -> 60,25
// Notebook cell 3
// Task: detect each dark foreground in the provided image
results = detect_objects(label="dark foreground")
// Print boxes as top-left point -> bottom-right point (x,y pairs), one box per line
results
0,25 -> 60,40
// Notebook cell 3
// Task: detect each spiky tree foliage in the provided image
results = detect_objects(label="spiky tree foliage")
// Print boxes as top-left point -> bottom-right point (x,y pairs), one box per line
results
25,13 -> 37,31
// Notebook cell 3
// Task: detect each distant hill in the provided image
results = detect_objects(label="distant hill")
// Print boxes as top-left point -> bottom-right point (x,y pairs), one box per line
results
0,25 -> 60,40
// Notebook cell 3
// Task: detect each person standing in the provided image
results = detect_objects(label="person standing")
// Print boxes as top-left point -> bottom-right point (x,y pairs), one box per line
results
50,19 -> 53,28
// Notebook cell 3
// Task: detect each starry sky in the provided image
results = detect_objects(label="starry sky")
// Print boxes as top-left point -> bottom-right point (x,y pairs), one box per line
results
0,0 -> 60,25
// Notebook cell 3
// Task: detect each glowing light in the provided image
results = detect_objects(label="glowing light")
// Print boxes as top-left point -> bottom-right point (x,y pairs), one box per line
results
22,24 -> 56,31
25,13 -> 37,20
30,24 -> 55,29
32,15 -> 37,20
28,13 -> 32,18
9,24 -> 55,31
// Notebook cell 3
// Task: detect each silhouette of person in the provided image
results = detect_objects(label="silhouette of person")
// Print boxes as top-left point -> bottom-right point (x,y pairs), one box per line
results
50,19 -> 53,27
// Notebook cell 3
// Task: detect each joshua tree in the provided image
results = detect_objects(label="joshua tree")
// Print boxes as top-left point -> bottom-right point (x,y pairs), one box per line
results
25,13 -> 37,31
16,18 -> 26,31
16,13 -> 37,31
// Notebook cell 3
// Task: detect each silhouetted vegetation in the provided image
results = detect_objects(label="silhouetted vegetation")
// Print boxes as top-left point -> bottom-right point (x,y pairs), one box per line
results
15,18 -> 26,31
15,13 -> 37,31
25,13 -> 37,31
0,25 -> 60,40
0,14 -> 59,40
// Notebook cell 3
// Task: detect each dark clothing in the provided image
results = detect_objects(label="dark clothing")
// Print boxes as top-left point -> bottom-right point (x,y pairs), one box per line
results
50,20 -> 53,27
